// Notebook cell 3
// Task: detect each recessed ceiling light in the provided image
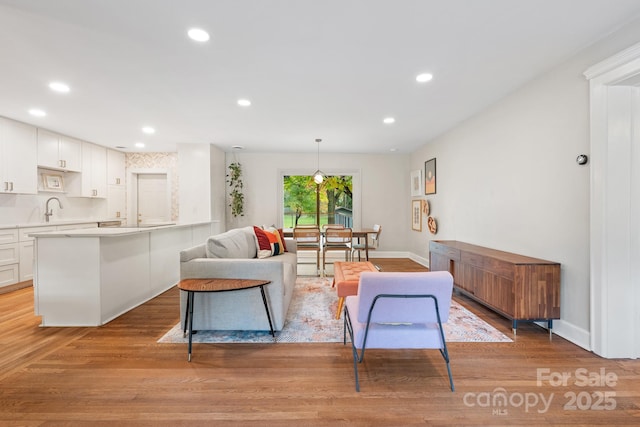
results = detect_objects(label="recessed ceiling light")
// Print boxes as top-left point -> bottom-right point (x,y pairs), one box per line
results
237,99 -> 251,107
49,81 -> 70,93
383,117 -> 395,124
231,145 -> 244,150
389,148 -> 398,152
142,126 -> 155,134
134,142 -> 145,148
416,73 -> 433,83
188,28 -> 210,42
29,108 -> 46,117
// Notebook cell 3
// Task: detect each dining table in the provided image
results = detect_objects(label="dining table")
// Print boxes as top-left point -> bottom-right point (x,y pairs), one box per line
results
283,227 -> 377,261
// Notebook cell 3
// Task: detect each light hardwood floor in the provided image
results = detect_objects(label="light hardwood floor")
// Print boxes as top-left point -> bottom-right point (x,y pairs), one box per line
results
1,259 -> 639,426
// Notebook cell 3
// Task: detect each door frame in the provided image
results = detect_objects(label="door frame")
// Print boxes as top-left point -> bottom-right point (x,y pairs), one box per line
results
584,41 -> 640,359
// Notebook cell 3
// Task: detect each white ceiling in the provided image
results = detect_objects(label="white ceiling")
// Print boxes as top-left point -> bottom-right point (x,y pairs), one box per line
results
1,0 -> 640,154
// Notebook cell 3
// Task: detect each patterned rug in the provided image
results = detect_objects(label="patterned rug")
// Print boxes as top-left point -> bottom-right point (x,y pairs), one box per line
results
158,276 -> 513,344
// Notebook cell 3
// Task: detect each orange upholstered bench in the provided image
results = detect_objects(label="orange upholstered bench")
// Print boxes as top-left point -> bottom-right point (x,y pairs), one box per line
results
332,261 -> 378,319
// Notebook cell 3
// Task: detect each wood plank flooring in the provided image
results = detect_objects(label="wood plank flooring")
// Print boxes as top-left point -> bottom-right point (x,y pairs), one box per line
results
1,258 -> 639,426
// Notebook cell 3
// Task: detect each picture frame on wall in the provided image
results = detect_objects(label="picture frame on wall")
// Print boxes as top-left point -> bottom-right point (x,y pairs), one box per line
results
42,173 -> 64,192
410,169 -> 422,196
425,158 -> 436,195
411,199 -> 422,231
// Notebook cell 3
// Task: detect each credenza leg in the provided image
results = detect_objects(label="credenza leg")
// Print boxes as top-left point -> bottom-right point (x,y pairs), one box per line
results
512,320 -> 517,335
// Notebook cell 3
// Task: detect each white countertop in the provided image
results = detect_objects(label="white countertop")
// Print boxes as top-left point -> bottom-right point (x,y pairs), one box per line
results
0,219 -> 101,230
29,221 -> 213,237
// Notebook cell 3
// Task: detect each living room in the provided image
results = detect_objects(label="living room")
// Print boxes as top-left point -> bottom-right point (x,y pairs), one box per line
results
2,1 -> 640,424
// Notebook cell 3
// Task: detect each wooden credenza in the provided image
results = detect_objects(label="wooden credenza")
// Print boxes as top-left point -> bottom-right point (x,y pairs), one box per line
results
429,240 -> 560,334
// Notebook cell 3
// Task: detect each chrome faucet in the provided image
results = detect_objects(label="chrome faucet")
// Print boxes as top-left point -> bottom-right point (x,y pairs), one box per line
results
44,197 -> 63,222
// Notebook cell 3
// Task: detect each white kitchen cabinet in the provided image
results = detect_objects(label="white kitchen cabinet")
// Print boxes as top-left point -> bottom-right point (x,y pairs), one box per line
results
19,225 -> 55,282
37,129 -> 82,172
0,229 -> 19,288
0,264 -> 19,288
106,149 -> 126,220
0,242 -> 19,266
78,142 -> 107,198
19,241 -> 34,282
0,228 -> 19,246
107,185 -> 126,220
107,149 -> 126,186
0,117 -> 38,194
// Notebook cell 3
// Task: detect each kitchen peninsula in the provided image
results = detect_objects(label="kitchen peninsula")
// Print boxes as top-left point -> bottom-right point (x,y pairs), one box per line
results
31,221 -> 218,326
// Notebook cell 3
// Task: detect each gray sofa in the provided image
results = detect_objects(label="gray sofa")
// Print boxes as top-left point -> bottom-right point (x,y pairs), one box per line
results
179,226 -> 297,331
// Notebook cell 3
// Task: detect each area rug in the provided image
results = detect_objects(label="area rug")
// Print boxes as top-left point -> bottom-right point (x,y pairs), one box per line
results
158,277 -> 513,344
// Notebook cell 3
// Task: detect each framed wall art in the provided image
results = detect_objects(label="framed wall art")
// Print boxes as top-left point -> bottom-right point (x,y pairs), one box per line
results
424,158 -> 436,195
411,199 -> 422,231
410,169 -> 422,196
42,173 -> 64,192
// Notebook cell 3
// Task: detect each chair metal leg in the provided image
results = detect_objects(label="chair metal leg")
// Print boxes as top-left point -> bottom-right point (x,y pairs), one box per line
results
435,307 -> 455,392
352,345 -> 361,392
344,307 -> 361,392
445,360 -> 455,392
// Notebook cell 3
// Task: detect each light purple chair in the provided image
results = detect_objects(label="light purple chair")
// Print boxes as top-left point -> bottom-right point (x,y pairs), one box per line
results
344,271 -> 454,392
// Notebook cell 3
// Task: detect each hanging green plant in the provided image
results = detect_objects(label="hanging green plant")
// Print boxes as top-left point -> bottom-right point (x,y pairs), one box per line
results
227,162 -> 244,217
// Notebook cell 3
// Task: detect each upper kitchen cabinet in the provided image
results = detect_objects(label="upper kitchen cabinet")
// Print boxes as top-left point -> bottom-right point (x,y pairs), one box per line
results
0,117 -> 38,194
37,129 -> 82,172
106,149 -> 126,220
107,149 -> 126,186
79,142 -> 107,198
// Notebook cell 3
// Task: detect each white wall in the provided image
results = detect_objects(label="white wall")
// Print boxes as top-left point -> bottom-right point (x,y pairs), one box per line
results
224,152 -> 409,252
177,144 -> 225,223
410,17 -> 640,349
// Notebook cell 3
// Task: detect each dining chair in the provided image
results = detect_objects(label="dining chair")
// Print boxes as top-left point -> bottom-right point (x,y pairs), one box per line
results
321,223 -> 345,250
343,271 -> 455,392
293,225 -> 321,276
322,223 -> 345,231
322,227 -> 353,274
352,224 -> 381,261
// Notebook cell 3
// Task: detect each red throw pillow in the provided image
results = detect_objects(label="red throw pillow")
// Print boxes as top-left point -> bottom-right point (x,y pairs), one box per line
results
253,226 -> 284,258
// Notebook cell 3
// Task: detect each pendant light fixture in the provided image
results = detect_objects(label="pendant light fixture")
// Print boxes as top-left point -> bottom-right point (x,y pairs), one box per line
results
313,138 -> 325,184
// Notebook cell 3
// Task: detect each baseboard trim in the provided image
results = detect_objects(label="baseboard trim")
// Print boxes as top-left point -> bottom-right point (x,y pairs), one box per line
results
409,253 -> 429,268
535,319 -> 591,352
0,280 -> 33,295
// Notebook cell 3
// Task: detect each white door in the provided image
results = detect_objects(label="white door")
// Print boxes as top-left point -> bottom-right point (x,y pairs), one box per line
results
136,174 -> 169,225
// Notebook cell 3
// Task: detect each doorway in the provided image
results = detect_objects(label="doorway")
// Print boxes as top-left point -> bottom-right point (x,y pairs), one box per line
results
127,170 -> 171,226
137,174 -> 169,225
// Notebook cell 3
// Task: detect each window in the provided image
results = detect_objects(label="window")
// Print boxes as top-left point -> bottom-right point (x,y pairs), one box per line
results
283,175 -> 353,228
